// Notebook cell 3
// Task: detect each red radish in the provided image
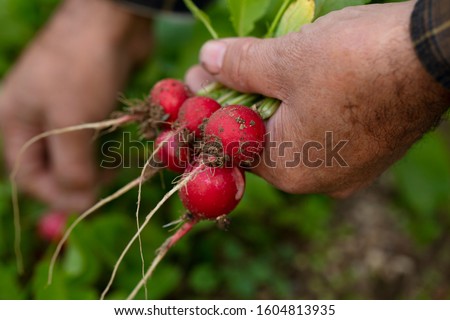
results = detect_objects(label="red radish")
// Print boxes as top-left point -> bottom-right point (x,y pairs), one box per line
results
179,164 -> 245,220
204,105 -> 266,165
177,96 -> 221,138
127,163 -> 246,297
150,79 -> 191,123
125,156 -> 247,299
37,211 -> 68,242
154,130 -> 190,173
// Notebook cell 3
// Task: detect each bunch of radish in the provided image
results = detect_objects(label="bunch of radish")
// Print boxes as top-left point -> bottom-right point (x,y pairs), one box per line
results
14,75 -> 271,298
119,77 -> 267,298
19,76 -> 273,299
151,78 -> 266,221
150,79 -> 265,250
103,78 -> 271,299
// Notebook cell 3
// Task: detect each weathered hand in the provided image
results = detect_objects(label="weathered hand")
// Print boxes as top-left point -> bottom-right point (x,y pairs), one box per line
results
186,1 -> 450,197
0,0 -> 151,210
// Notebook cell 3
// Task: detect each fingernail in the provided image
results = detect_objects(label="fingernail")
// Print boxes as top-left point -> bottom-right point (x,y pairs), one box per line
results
200,41 -> 226,74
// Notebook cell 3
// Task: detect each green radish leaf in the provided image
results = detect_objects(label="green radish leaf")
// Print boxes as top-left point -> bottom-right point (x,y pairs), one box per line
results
227,0 -> 271,36
315,0 -> 370,18
275,0 -> 315,37
265,0 -> 292,38
183,0 -> 219,39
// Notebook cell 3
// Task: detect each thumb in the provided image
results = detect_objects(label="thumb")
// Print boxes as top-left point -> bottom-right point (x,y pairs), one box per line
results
200,37 -> 292,100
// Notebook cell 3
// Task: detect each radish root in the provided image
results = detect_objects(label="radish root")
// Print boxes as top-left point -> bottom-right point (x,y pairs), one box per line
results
47,174 -> 149,285
101,165 -> 202,300
46,123 -> 177,287
134,130 -> 181,299
127,219 -> 197,300
11,181 -> 23,274
11,115 -> 137,275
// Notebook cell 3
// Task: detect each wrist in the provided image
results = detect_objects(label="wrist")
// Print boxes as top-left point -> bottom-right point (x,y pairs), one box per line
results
380,1 -> 450,143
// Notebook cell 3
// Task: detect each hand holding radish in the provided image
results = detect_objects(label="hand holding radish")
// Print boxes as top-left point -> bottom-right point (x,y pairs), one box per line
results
187,1 -> 450,197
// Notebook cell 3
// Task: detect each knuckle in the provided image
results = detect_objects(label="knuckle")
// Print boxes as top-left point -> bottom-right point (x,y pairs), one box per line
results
267,36 -> 304,99
228,38 -> 257,91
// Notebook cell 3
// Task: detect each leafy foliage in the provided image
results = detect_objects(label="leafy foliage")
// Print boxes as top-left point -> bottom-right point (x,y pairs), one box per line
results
275,0 -> 315,37
227,0 -> 271,36
183,0 -> 219,39
314,0 -> 370,18
393,132 -> 450,244
0,0 -> 59,76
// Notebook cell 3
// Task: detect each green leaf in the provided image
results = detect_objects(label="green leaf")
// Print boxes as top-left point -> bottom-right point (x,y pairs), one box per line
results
274,195 -> 332,242
63,243 -> 84,277
32,260 -> 97,299
275,0 -> 315,37
315,0 -> 370,18
224,266 -> 257,298
266,0 -> 291,38
148,264 -> 183,299
0,263 -> 24,299
393,132 -> 450,216
183,0 -> 219,39
236,174 -> 283,214
32,261 -> 69,299
227,0 -> 271,36
392,132 -> 450,244
189,264 -> 220,294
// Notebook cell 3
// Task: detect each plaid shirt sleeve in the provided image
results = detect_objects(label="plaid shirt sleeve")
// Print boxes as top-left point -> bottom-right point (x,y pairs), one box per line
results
411,0 -> 450,90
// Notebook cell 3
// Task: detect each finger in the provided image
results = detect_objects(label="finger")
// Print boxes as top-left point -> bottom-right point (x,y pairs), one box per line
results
2,121 -> 96,211
0,111 -> 67,206
250,108 -> 315,195
0,92 -> 100,212
250,115 -> 288,187
23,170 -> 95,212
185,65 -> 216,93
46,117 -> 99,196
48,125 -> 99,211
199,37 -> 293,100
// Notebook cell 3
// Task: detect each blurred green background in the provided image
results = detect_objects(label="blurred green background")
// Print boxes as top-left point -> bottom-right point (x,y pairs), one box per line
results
1,0 -> 450,300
